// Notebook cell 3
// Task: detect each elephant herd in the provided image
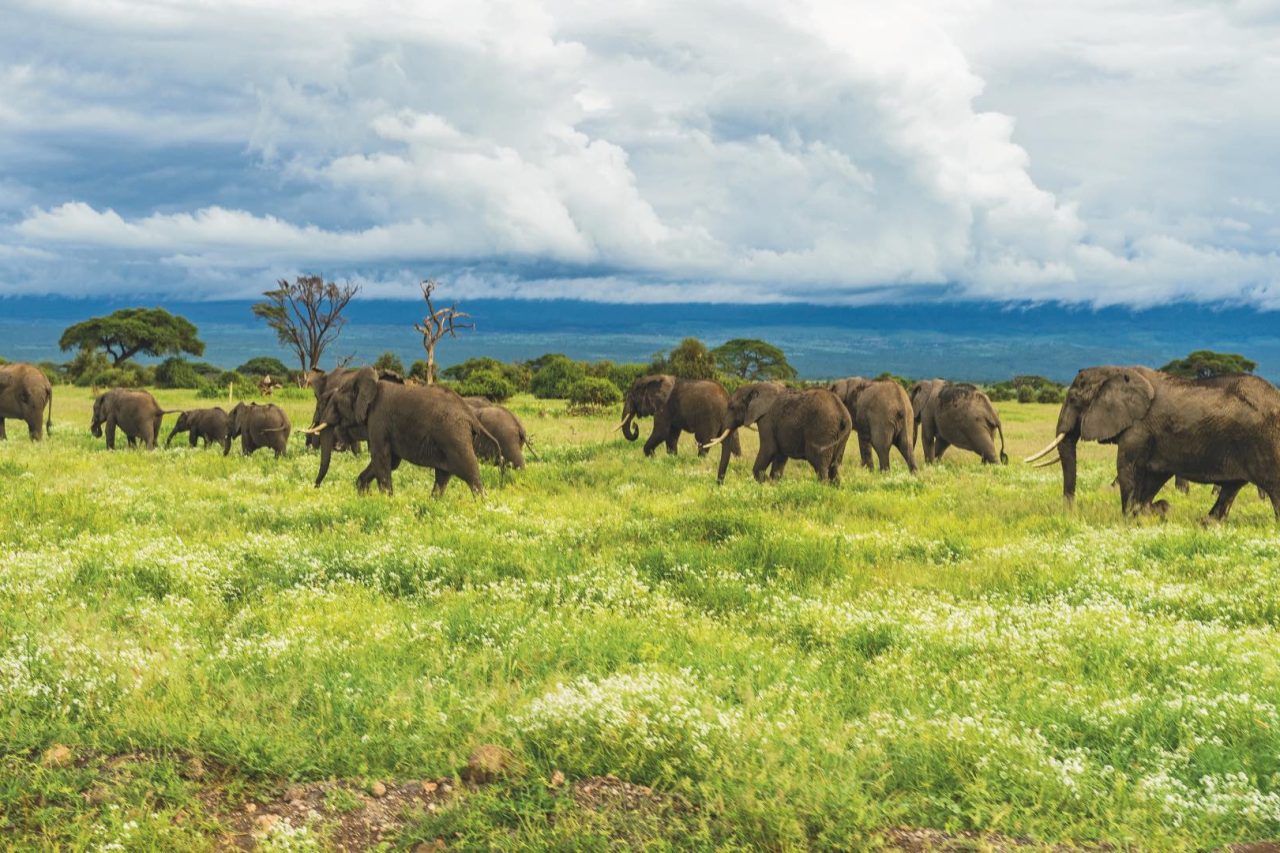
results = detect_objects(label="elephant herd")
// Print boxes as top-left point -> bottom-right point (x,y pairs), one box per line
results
5,358 -> 1280,523
617,373 -> 1005,485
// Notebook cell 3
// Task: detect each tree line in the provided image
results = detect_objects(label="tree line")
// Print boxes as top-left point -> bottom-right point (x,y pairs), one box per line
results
8,272 -> 1262,407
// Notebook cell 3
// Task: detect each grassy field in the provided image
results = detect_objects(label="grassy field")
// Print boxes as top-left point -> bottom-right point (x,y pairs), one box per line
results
3,389 -> 1280,850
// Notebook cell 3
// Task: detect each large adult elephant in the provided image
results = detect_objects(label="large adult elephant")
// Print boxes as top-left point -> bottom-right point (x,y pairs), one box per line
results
91,389 -> 176,450
228,402 -> 291,457
1025,366 -> 1280,522
304,367 -> 499,496
0,363 -> 53,441
829,377 -> 918,473
465,398 -> 534,472
707,382 -> 851,484
166,407 -> 232,454
618,374 -> 741,459
909,379 -> 1007,465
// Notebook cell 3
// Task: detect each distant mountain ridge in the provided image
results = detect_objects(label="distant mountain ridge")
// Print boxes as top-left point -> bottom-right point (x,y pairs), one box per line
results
2,296 -> 1278,383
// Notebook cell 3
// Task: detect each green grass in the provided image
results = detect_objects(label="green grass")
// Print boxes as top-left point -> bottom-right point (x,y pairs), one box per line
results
3,390 -> 1280,849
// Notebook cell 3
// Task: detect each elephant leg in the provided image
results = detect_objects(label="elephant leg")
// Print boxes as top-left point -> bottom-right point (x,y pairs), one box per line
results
921,423 -> 936,464
895,428 -> 918,474
770,457 -> 788,480
751,447 -> 771,482
0,419 -> 6,440
1175,476 -> 1190,494
222,437 -> 232,456
933,438 -> 949,461
1115,455 -> 1139,515
189,433 -> 198,448
25,413 -> 41,441
432,469 -> 453,497
1136,471 -> 1173,518
105,417 -> 118,449
665,426 -> 680,456
1259,480 -> 1280,521
805,445 -> 829,482
857,431 -> 873,470
356,464 -> 377,494
1206,481 -> 1246,523
1258,484 -> 1268,502
127,434 -> 138,448
642,419 -> 666,457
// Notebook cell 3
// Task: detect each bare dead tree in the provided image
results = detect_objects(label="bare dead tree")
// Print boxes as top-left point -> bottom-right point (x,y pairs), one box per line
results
252,275 -> 360,385
413,279 -> 473,384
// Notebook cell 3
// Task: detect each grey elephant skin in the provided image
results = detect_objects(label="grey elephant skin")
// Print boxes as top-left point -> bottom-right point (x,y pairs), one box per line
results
166,407 -> 232,454
465,398 -> 533,471
228,402 -> 291,457
91,389 -> 176,450
829,377 -> 918,473
619,374 -> 741,458
1027,365 -> 1280,522
0,363 -> 53,441
909,379 -> 1007,465
308,367 -> 499,496
712,382 -> 851,484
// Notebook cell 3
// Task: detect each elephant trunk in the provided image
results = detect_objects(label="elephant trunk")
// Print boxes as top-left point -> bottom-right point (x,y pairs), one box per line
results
315,429 -> 336,487
716,430 -> 735,484
619,403 -> 639,442
1060,435 -> 1079,505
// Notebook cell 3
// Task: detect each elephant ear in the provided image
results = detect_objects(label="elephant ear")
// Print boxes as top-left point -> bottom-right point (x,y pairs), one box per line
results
353,368 -> 380,423
639,376 -> 675,414
743,389 -> 776,428
1081,371 -> 1154,441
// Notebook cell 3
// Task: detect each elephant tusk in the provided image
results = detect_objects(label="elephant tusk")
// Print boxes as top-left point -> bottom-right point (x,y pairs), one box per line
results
1024,433 -> 1065,463
300,422 -> 329,435
613,422 -> 626,432
1032,455 -> 1061,469
700,428 -> 731,450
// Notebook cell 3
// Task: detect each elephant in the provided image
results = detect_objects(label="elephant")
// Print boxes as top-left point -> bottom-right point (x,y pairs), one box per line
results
909,379 -> 1007,465
1025,365 -> 1280,522
228,402 -> 291,457
618,374 -> 741,459
303,367 -> 500,496
829,377 -> 918,473
707,382 -> 852,484
91,389 -> 177,450
0,363 -> 53,441
465,399 -> 534,471
166,407 -> 232,454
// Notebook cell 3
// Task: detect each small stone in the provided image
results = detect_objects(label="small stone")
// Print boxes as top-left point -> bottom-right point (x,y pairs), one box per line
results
254,814 -> 279,833
184,757 -> 206,780
421,780 -> 438,794
41,744 -> 74,768
244,802 -> 257,814
549,770 -> 565,788
369,780 -> 387,798
463,744 -> 518,784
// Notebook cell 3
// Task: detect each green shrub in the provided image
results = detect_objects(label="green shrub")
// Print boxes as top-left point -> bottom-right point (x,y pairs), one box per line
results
409,360 -> 433,383
604,362 -> 648,396
531,355 -> 587,399
373,351 -> 405,376
237,356 -> 290,377
566,376 -> 622,414
456,369 -> 515,402
155,357 -> 204,388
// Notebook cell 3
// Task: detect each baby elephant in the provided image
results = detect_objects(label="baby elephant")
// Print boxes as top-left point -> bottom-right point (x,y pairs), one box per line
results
465,398 -> 535,471
166,407 -> 232,454
228,402 -> 291,457
707,382 -> 852,484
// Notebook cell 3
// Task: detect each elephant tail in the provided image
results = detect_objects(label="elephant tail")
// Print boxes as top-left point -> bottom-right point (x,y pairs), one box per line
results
524,435 -> 540,460
996,419 -> 1008,465
471,417 -> 505,469
45,386 -> 53,435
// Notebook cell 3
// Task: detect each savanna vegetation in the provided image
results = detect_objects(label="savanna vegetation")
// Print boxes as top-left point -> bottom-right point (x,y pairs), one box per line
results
4,387 -> 1280,850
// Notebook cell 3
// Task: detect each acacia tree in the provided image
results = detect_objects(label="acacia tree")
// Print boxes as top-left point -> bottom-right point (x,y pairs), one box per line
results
1160,350 -> 1257,378
59,307 -> 205,365
252,275 -> 360,383
711,338 -> 797,382
413,279 -> 472,385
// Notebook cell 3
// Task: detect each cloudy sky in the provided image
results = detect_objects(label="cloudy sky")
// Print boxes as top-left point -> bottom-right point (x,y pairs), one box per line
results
2,0 -> 1278,306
